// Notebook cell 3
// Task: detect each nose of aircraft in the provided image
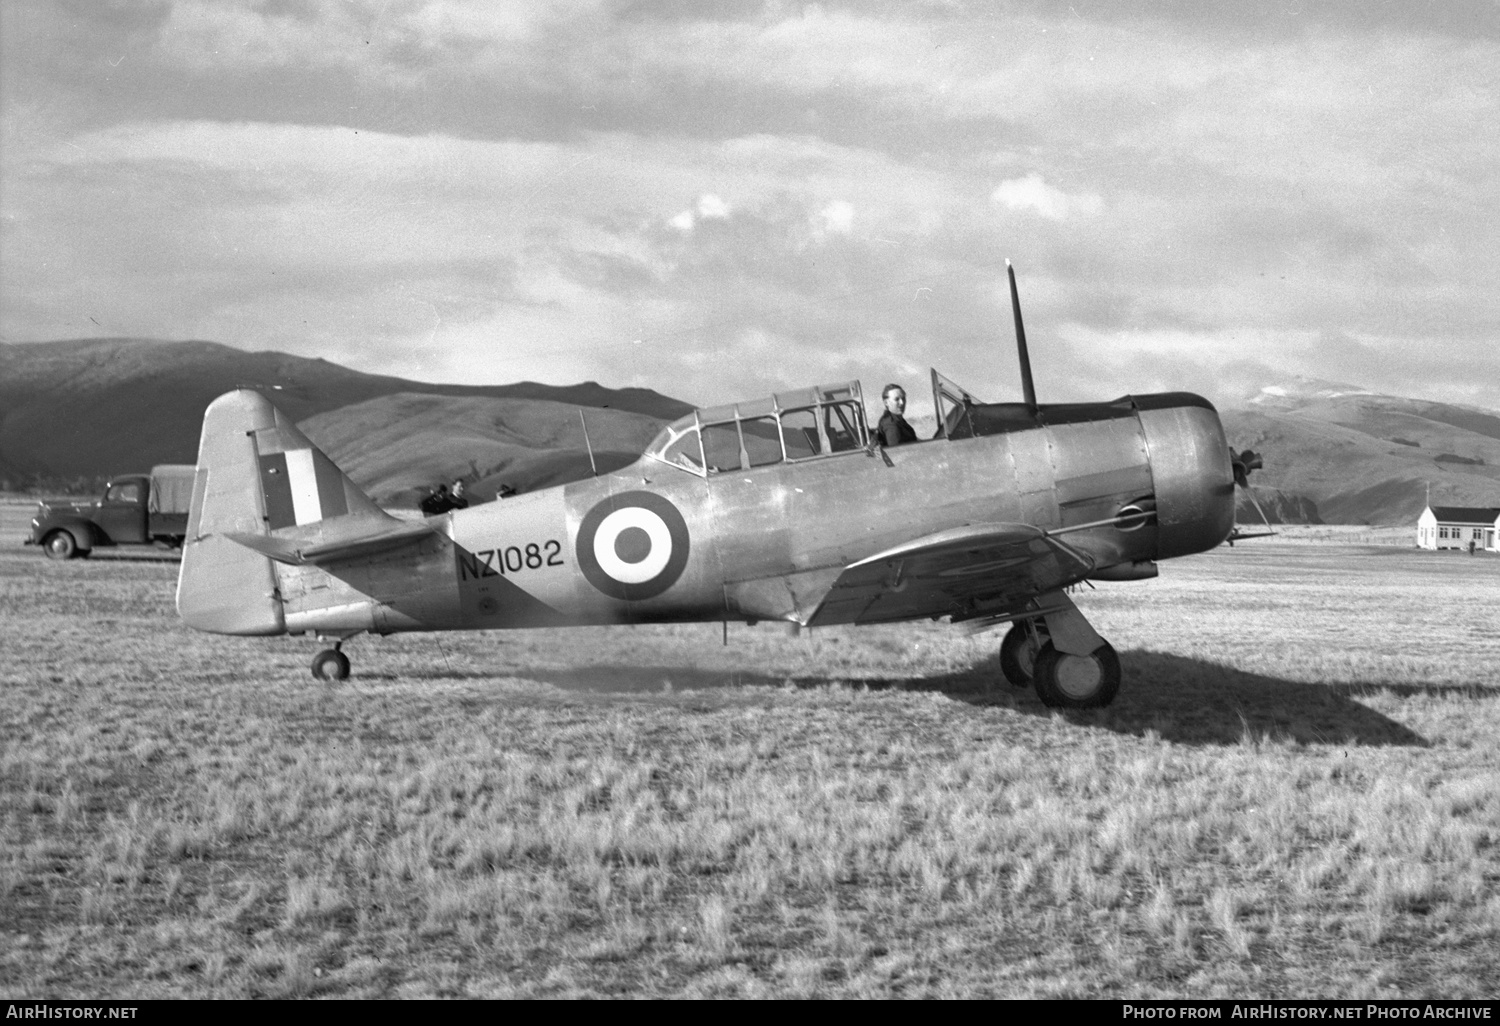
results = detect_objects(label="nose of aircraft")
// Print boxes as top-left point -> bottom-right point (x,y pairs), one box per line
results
1135,393 -> 1236,559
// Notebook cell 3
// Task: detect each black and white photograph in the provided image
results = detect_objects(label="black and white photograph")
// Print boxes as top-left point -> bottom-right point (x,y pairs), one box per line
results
2,0 -> 1497,1002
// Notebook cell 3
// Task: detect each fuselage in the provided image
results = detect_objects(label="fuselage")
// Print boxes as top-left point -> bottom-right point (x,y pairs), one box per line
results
267,390 -> 1234,637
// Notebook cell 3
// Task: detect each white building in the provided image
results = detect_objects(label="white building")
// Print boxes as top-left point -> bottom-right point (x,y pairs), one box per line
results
1416,505 -> 1500,552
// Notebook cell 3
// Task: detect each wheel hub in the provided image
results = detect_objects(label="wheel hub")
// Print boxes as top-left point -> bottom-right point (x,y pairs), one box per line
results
1054,653 -> 1104,700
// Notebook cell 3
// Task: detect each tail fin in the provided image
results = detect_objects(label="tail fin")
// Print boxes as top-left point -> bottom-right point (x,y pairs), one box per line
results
176,389 -> 386,635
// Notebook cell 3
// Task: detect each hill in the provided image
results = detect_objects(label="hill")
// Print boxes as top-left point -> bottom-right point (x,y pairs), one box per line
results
1222,378 -> 1500,526
300,393 -> 669,505
9,340 -> 1494,525
0,338 -> 693,494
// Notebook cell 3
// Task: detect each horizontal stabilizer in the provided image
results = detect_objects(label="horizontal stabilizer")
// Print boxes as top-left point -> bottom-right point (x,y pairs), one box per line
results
224,516 -> 435,566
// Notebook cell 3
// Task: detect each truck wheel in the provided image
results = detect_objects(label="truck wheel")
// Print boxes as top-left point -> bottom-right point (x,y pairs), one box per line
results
43,530 -> 78,560
311,649 -> 351,682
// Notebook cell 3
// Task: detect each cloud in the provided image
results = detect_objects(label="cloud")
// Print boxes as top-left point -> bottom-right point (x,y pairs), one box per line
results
818,200 -> 854,235
149,0 -> 600,74
4,5 -> 1500,414
696,194 -> 729,219
991,175 -> 1103,221
669,193 -> 731,231
0,116 -> 968,402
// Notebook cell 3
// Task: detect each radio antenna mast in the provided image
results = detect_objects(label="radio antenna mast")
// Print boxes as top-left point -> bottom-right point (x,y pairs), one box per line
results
579,409 -> 599,477
1006,261 -> 1039,414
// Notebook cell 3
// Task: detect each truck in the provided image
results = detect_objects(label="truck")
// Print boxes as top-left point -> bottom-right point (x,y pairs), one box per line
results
25,465 -> 196,560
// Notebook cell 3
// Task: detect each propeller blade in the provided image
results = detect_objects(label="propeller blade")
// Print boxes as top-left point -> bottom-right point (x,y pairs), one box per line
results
1228,446 -> 1275,540
1241,484 -> 1274,528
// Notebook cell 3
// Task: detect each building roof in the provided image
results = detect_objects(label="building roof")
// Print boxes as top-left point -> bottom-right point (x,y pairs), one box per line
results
1427,505 -> 1500,524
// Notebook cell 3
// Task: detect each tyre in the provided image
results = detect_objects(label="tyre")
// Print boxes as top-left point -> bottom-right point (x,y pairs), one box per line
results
43,530 -> 78,560
311,649 -> 351,681
999,620 -> 1049,687
1032,641 -> 1121,709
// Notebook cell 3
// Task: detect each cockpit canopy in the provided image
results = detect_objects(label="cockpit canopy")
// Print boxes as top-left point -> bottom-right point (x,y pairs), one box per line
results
644,382 -> 868,477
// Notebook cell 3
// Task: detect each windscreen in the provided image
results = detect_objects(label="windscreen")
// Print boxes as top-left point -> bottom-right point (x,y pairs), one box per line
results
645,422 -> 706,476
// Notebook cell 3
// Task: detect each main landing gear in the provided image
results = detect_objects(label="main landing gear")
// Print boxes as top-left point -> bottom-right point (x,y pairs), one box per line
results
1000,619 -> 1050,688
310,635 -> 359,681
1032,639 -> 1120,709
999,604 -> 1121,710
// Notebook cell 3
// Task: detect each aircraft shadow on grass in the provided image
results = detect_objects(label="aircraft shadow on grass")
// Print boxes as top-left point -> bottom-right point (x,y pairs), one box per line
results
520,649 -> 1440,748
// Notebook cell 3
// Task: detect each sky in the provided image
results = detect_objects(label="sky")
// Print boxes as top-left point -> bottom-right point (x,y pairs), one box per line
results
3,1 -> 1498,419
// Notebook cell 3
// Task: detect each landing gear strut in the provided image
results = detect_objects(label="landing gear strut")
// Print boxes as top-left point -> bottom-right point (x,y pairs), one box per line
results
1001,591 -> 1121,708
311,643 -> 351,681
999,619 -> 1050,688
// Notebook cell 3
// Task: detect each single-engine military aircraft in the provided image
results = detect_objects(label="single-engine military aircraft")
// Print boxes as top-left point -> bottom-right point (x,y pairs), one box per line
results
176,265 -> 1258,708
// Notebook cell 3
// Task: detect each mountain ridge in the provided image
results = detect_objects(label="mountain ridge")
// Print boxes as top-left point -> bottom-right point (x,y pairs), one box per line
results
1223,381 -> 1500,526
6,339 -> 1497,523
0,338 -> 693,495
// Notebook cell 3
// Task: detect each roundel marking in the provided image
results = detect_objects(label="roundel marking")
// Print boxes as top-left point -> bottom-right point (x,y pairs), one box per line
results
576,491 -> 690,600
593,507 -> 673,584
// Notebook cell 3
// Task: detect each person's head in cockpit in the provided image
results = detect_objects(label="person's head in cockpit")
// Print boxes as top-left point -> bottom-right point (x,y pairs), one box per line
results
877,383 -> 917,447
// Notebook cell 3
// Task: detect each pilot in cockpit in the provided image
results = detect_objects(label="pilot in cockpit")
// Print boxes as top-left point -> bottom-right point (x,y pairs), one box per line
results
875,383 -> 918,447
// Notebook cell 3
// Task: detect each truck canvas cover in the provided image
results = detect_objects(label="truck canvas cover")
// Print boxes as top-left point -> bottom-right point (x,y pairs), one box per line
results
150,464 -> 197,515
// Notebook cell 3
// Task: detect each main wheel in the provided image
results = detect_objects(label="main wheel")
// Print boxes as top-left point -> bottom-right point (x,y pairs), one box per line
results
1033,641 -> 1121,709
999,620 -> 1049,687
311,648 -> 351,681
43,530 -> 78,560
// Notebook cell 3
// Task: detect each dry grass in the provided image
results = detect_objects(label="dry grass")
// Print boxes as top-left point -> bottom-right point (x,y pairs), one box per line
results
1262,525 -> 1418,546
1,525 -> 1497,998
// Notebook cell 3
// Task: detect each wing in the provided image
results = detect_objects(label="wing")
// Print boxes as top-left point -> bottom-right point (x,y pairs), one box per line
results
805,522 -> 1095,627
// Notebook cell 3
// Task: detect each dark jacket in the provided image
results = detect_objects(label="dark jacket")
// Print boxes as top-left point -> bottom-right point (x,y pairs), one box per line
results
419,488 -> 453,516
876,410 -> 918,447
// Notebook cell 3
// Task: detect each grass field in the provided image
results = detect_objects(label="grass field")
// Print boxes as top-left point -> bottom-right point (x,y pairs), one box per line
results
2,499 -> 1498,998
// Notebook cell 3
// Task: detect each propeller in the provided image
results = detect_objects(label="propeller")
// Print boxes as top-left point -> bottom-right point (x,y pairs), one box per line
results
1231,448 -> 1263,488
1228,447 -> 1275,542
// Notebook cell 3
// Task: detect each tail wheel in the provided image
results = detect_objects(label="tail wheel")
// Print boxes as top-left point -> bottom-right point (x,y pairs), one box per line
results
1033,641 -> 1121,709
311,648 -> 351,682
999,619 -> 1049,687
43,530 -> 78,560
